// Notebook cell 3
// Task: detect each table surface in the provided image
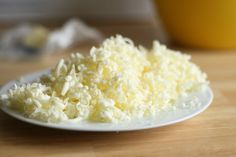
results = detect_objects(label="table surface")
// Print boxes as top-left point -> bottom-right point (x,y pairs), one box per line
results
0,24 -> 236,157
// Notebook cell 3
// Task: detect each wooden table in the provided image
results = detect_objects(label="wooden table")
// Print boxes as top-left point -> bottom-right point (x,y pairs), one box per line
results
0,24 -> 236,157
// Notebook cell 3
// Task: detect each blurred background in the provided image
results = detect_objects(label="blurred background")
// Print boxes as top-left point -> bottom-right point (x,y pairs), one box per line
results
0,0 -> 235,84
0,0 -> 159,49
0,0 -> 155,23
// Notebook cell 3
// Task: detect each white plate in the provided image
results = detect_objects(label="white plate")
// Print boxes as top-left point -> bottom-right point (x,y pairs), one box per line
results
0,70 -> 213,132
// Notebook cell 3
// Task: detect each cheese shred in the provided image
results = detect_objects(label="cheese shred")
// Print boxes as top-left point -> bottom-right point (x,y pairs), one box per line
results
0,35 -> 207,123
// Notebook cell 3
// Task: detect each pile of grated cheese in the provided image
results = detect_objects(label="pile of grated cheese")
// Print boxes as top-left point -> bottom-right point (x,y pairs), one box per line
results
0,35 -> 207,123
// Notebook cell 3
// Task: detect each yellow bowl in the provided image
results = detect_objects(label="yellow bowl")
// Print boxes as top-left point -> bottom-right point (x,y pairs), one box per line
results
155,0 -> 236,49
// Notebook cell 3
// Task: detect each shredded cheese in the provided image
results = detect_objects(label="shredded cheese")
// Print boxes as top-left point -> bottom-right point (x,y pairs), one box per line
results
0,35 -> 207,123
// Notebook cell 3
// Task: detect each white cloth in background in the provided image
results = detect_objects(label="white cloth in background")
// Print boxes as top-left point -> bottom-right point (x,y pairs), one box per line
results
44,19 -> 104,52
0,19 -> 104,60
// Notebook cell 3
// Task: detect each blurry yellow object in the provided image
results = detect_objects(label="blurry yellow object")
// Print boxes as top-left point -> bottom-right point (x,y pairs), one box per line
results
23,25 -> 49,49
155,0 -> 236,49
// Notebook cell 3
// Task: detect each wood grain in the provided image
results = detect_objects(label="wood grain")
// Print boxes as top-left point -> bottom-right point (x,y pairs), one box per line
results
0,25 -> 236,157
